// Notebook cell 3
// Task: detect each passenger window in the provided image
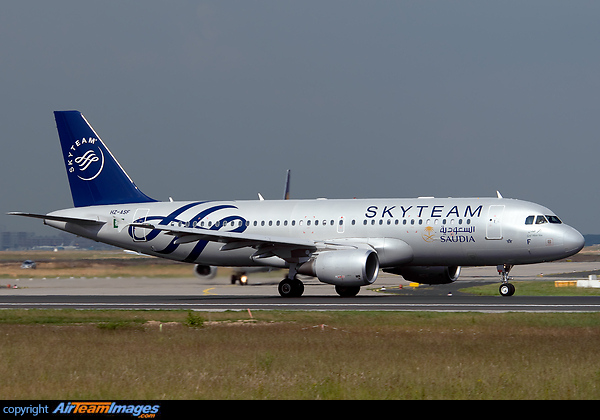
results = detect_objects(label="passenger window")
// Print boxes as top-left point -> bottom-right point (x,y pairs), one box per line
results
525,216 -> 534,225
535,215 -> 548,224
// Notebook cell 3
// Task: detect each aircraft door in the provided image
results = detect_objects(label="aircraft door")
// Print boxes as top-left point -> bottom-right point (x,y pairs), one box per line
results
486,205 -> 504,240
132,208 -> 150,241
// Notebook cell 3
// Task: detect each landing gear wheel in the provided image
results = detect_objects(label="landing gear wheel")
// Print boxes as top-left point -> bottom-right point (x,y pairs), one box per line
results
497,264 -> 515,297
499,283 -> 515,297
335,285 -> 361,297
278,278 -> 304,298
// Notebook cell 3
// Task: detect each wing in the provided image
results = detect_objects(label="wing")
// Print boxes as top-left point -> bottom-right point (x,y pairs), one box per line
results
130,222 -> 355,263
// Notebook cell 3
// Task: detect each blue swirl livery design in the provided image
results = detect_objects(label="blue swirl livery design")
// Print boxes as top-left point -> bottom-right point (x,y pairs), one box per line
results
128,202 -> 248,262
9,110 -> 586,298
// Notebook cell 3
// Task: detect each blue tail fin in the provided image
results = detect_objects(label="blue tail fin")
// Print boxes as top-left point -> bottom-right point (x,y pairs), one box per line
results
54,111 -> 157,207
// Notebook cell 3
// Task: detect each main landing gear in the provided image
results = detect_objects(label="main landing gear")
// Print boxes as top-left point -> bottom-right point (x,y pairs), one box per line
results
497,264 -> 515,297
277,278 -> 361,298
278,264 -> 305,298
278,277 -> 305,298
277,264 -> 362,298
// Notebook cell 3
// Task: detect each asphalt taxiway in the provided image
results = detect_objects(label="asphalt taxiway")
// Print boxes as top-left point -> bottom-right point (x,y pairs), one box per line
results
2,262 -> 600,312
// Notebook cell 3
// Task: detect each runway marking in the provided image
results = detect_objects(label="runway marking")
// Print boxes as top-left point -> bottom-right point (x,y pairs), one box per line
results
202,288 -> 217,296
3,302 -> 600,312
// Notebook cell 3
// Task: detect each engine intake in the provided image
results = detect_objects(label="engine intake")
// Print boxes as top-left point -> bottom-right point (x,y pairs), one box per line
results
299,249 -> 379,287
384,266 -> 461,284
194,264 -> 217,279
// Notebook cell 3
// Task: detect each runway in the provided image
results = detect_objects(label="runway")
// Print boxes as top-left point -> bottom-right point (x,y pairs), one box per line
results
2,261 -> 600,312
2,294 -> 600,313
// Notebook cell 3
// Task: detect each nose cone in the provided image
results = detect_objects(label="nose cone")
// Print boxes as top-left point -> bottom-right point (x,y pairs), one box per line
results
563,227 -> 585,256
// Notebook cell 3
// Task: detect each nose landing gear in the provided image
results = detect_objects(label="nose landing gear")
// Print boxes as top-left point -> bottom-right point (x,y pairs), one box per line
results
497,264 -> 515,296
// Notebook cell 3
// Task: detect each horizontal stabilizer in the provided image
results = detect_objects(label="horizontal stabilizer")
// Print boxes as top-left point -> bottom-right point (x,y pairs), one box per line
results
7,212 -> 106,226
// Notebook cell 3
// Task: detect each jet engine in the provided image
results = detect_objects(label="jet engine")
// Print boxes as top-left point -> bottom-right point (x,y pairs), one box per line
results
194,264 -> 217,280
299,249 -> 380,287
384,266 -> 461,284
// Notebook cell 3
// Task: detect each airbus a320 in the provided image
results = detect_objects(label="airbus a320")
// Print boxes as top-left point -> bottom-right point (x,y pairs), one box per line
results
9,111 -> 585,297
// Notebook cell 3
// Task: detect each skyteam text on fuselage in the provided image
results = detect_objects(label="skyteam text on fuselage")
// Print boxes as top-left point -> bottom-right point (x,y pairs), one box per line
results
9,111 -> 585,297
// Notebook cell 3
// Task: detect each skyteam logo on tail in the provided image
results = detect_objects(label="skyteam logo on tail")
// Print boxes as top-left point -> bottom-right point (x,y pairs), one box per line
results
66,137 -> 105,181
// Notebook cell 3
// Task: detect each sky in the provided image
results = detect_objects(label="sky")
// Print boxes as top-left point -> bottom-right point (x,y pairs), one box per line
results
1,1 -> 599,235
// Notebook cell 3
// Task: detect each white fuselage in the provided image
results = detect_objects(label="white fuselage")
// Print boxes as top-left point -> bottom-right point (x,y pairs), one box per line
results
44,197 -> 584,270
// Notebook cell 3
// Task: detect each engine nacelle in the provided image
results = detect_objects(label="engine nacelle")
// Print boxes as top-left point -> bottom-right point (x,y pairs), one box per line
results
384,266 -> 461,284
299,249 -> 380,287
194,264 -> 217,280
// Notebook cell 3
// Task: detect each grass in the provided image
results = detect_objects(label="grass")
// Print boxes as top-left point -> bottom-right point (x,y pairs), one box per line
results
2,310 -> 600,399
3,250 -> 600,399
0,251 -> 191,279
0,250 -> 287,279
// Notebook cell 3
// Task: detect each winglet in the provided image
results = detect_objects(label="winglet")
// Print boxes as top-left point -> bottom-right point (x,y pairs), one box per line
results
283,169 -> 291,200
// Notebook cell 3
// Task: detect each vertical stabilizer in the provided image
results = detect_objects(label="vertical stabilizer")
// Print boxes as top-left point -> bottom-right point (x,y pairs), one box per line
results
54,111 -> 157,207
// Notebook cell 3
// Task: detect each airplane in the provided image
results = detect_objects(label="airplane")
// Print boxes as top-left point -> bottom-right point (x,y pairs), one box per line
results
9,111 -> 585,297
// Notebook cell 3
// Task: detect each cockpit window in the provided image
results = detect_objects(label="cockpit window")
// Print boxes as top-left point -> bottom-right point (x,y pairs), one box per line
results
526,215 -> 562,225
